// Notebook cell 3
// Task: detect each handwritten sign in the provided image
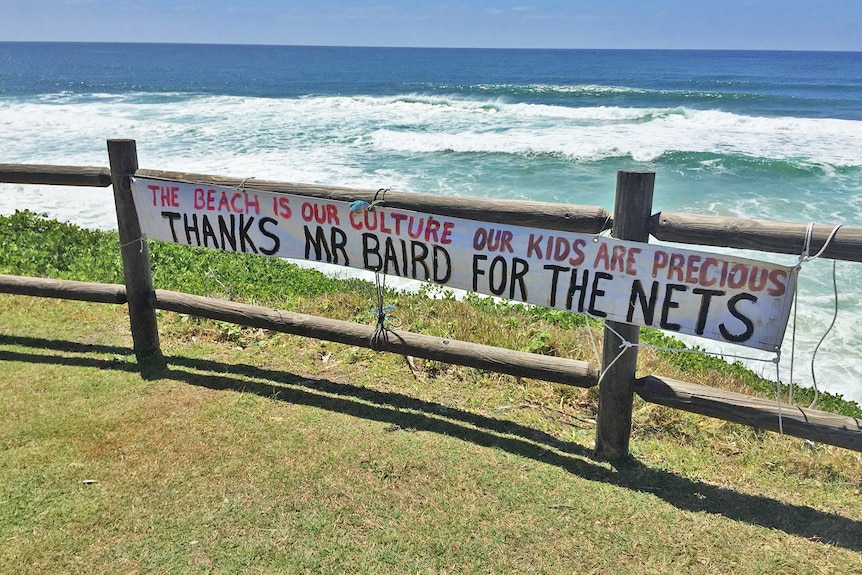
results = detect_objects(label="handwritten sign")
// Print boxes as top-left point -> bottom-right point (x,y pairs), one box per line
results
131,177 -> 796,351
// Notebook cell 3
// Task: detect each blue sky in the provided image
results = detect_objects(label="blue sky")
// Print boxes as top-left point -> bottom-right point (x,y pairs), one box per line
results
2,0 -> 860,51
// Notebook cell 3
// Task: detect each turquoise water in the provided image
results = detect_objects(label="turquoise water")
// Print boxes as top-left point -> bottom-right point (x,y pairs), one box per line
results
1,43 -> 860,401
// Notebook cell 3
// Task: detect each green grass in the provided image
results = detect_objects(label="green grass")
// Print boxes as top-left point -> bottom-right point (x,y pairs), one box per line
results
1,210 -> 861,573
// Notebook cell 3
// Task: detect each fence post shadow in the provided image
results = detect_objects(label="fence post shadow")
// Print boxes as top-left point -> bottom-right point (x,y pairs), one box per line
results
0,332 -> 860,551
175,353 -> 862,551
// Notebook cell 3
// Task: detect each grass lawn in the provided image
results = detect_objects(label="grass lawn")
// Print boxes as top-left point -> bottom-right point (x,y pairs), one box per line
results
1,211 -> 861,573
2,295 -> 861,574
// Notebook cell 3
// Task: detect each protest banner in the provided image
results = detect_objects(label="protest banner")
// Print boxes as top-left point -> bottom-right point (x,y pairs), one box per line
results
131,177 -> 796,351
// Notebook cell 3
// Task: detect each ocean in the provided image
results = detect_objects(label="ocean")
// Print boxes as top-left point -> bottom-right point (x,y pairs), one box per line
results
1,43 -> 860,403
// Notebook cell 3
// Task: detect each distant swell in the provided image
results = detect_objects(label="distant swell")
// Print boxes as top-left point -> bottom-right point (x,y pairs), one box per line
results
652,151 -> 854,177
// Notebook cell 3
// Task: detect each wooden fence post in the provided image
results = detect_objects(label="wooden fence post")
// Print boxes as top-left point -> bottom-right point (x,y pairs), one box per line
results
595,171 -> 655,461
107,139 -> 161,364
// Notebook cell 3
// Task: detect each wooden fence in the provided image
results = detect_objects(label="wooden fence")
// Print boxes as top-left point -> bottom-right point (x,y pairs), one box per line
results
1,139 -> 860,459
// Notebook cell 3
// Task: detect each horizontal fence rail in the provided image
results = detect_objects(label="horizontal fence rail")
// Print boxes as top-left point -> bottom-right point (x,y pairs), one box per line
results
651,212 -> 862,263
0,274 -> 127,304
154,289 -> 599,387
0,274 -> 597,388
4,164 -> 862,263
136,169 -> 613,234
0,164 -> 113,188
636,375 -> 862,452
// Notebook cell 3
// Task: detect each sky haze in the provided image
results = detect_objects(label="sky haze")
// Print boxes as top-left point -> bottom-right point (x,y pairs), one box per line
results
1,1 -> 860,51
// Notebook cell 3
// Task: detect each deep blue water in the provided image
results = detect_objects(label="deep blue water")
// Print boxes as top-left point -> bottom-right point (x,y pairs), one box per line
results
1,42 -> 861,401
3,43 -> 861,118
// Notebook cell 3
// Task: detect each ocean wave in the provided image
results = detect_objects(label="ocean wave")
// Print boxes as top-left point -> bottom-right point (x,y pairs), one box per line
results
474,83 -> 651,96
364,102 -> 862,167
469,82 -> 762,104
2,91 -> 861,175
28,91 -> 202,108
2,91 -> 861,167
652,151 -> 855,177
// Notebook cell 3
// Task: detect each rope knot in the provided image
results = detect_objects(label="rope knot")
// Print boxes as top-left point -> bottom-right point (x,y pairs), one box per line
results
350,188 -> 389,214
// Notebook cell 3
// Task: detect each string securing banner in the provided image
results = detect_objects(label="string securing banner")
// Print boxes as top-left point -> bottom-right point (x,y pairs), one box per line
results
786,223 -> 844,410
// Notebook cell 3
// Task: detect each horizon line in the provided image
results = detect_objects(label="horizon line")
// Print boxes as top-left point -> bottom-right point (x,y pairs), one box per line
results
1,40 -> 860,54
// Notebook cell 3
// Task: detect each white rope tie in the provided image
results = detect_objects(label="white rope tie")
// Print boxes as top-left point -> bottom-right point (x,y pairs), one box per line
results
587,311 -> 781,390
799,223 -> 843,263
790,223 -> 843,410
236,177 -> 255,193
596,324 -> 635,386
119,234 -> 146,253
808,258 -> 839,409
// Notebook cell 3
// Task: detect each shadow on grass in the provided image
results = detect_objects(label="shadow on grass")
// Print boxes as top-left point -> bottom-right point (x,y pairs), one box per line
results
2,333 -> 861,551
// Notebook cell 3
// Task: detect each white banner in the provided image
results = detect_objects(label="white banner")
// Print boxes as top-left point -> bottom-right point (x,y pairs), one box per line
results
131,177 -> 796,351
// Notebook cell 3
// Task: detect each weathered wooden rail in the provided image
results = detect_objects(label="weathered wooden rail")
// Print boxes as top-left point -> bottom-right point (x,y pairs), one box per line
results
636,376 -> 862,452
651,212 -> 862,263
0,273 -> 597,387
153,288 -> 598,386
0,274 -> 128,304
2,140 -> 861,459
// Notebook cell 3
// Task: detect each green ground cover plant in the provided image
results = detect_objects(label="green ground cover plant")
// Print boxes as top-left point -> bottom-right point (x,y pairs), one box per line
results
1,210 -> 860,573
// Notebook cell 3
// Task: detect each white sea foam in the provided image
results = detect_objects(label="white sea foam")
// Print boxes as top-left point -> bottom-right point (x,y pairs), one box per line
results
408,108 -> 858,165
3,93 -> 862,167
